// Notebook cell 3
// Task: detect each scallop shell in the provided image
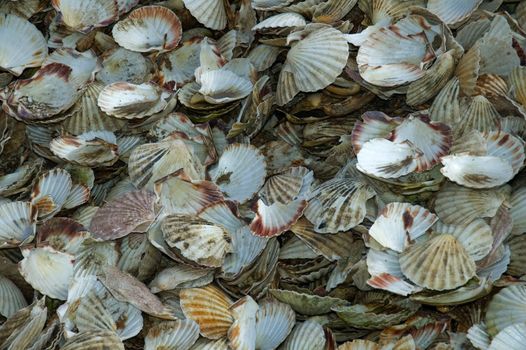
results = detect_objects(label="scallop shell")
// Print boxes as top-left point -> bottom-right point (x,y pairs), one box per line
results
190,338 -> 230,350
277,25 -> 349,105
1,297 -> 47,349
367,273 -> 423,296
158,41 -> 201,88
73,241 -> 119,278
456,95 -> 500,136
509,66 -> 526,107
253,13 -> 306,31
406,51 -> 455,107
337,339 -> 379,350
60,183 -> 90,210
162,214 -> 232,267
75,289 -> 118,334
1,63 -> 80,123
269,289 -> 347,315
145,320 -> 200,350
0,201 -> 37,248
369,202 -> 438,252
281,321 -> 326,350
467,323 -> 490,350
427,0 -> 482,26
89,189 -> 157,240
50,131 -> 119,167
433,219 -> 493,261
440,155 -> 513,189
97,48 -> 150,85
112,6 -> 182,52
313,0 -> 359,23
43,48 -> 99,88
51,0 -> 118,33
485,284 -> 526,336
199,70 -> 253,104
19,246 -> 74,300
31,168 -> 72,219
99,265 -> 175,319
61,330 -> 124,350
222,226 -> 268,277
254,299 -> 296,350
118,233 -> 161,281
247,45 -> 282,72
0,162 -> 41,197
228,296 -> 258,350
400,234 -> 476,291
210,144 -> 266,204
391,114 -> 452,172
454,45 -> 480,97
149,265 -> 213,293
182,0 -> 227,30
98,82 -> 170,120
351,111 -> 400,153
429,77 -> 460,125
356,139 -> 419,179
511,187 -> 526,235
250,198 -> 307,237
304,178 -> 374,233
488,323 -> 526,350
37,217 -> 90,254
180,285 -> 234,339
0,13 -> 47,76
455,18 -> 490,50
0,275 -> 27,318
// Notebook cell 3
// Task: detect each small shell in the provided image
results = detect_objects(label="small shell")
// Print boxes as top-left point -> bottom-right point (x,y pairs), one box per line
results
31,168 -> 72,219
89,189 -> 157,240
222,226 -> 268,277
98,82 -> 170,119
112,6 -> 182,52
145,320 -> 200,350
254,299 -> 296,350
399,234 -> 476,291
61,330 -> 124,350
51,0 -> 118,33
367,273 -> 423,296
269,289 -> 347,315
337,340 -> 378,350
162,214 -> 232,267
0,201 -> 37,248
281,321 -> 326,350
369,202 -> 437,253
351,111 -> 400,153
454,45 -> 481,96
210,144 -> 267,204
19,246 -> 74,300
182,0 -> 227,30
180,285 -> 234,339
0,13 -> 47,76
429,77 -> 460,125
149,265 -> 213,293
510,187 -> 526,235
260,166 -> 313,205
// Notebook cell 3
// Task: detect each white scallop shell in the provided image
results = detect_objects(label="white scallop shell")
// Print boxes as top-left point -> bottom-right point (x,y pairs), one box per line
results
0,201 -> 36,247
182,0 -> 227,30
51,0 -> 118,33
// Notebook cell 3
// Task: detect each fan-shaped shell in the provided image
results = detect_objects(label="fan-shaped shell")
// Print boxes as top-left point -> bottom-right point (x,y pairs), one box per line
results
0,201 -> 37,248
145,320 -> 200,350
182,0 -> 227,30
31,168 -> 72,219
357,139 -> 419,178
61,330 -> 124,350
250,198 -> 307,237
486,284 -> 526,336
254,300 -> 296,350
51,0 -> 118,33
281,321 -> 326,350
253,13 -> 306,31
0,275 -> 27,318
50,131 -> 119,167
199,70 -> 253,104
400,234 -> 476,291
97,48 -> 150,85
0,13 -> 47,76
440,155 -> 513,189
112,6 -> 182,52
228,296 -> 258,350
427,0 -> 482,26
489,323 -> 526,350
180,285 -> 234,339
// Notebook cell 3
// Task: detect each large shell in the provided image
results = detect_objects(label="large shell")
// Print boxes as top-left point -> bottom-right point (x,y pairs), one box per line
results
96,48 -> 150,85
281,321 -> 326,350
112,6 -> 182,52
399,234 -> 476,291
228,296 -> 258,350
180,285 -> 234,339
356,139 -> 419,178
254,299 -> 296,350
440,155 -> 513,189
50,131 -> 119,167
51,0 -> 118,33
0,13 -> 47,76
31,168 -> 72,219
485,284 -> 526,336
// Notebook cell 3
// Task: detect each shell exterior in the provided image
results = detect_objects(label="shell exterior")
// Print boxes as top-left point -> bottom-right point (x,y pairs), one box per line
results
0,13 -> 47,76
144,320 -> 200,350
182,0 -> 227,30
112,6 -> 182,52
227,296 -> 258,350
51,0 -> 118,33
0,201 -> 37,247
250,198 -> 307,237
486,285 -> 526,336
0,275 -> 27,318
357,139 -> 419,179
400,234 -> 476,291
31,168 -> 72,219
199,70 -> 253,104
281,321 -> 326,350
254,299 -> 296,350
253,13 -> 307,30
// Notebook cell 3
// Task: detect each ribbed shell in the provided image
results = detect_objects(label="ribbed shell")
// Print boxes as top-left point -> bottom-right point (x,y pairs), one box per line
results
252,13 -> 306,30
19,246 -> 74,300
486,284 -> 526,336
254,300 -> 296,350
180,285 -> 234,339
433,219 -> 493,261
210,144 -> 266,204
400,234 -> 476,291
61,330 -> 124,350
440,155 -> 513,189
427,0 -> 482,26
281,321 -> 326,350
97,48 -> 150,85
228,296 -> 258,350
145,320 -> 200,350
356,139 -> 419,178
429,77 -> 460,125
89,189 -> 157,240
489,323 -> 526,350
0,13 -> 47,76
0,201 -> 36,247
31,168 -> 72,219
269,289 -> 346,316
51,0 -> 118,33
112,6 -> 182,52
456,95 -> 500,136
182,0 -> 227,30
199,70 -> 253,104
250,198 -> 307,237
0,275 -> 27,318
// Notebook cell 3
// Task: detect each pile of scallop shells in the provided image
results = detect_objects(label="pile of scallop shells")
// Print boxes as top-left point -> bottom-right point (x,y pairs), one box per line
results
2,0 -> 526,349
